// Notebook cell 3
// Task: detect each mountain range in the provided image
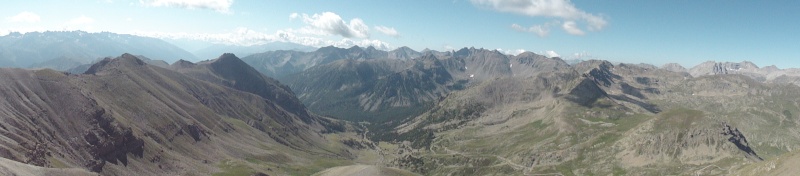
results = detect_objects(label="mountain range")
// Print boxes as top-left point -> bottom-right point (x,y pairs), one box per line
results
0,53 -> 385,175
239,45 -> 800,175
1,31 -> 800,175
192,42 -> 317,61
0,31 -> 197,69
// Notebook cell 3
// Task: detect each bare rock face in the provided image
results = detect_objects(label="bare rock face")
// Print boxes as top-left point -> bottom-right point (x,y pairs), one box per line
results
567,78 -> 607,106
721,123 -> 762,161
616,110 -> 763,168
83,109 -> 144,172
688,61 -> 800,85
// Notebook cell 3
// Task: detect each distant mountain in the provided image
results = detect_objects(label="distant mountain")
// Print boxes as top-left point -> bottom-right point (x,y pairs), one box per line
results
388,46 -> 422,60
689,61 -> 800,85
284,54 -> 454,121
249,46 -> 569,122
0,31 -> 196,69
563,58 -> 584,65
0,53 -> 371,175
193,42 -> 317,60
661,63 -> 688,73
242,45 -> 411,78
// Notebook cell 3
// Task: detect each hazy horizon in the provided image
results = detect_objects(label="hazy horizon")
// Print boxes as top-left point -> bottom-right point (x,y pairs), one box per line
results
1,0 -> 798,68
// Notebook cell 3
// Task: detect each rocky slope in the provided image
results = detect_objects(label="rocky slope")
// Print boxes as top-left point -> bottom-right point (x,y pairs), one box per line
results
236,45 -> 800,175
381,59 -> 800,175
0,53 -> 373,175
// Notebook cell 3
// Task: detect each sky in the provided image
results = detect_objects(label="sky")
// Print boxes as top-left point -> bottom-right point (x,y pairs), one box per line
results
1,0 -> 799,68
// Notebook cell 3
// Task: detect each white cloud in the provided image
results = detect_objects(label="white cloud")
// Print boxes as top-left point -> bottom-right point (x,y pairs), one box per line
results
374,26 -> 399,37
139,0 -> 233,13
289,13 -> 299,20
511,23 -> 550,37
497,48 -> 526,55
570,51 -> 598,60
443,44 -> 455,51
544,50 -> 560,58
472,0 -> 607,35
331,38 -> 391,50
68,15 -> 95,25
561,21 -> 584,35
293,12 -> 370,38
63,16 -> 96,31
133,27 -> 393,50
6,12 -> 40,23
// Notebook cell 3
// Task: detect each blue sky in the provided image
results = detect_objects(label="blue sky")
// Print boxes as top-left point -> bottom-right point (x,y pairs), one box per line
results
1,0 -> 798,68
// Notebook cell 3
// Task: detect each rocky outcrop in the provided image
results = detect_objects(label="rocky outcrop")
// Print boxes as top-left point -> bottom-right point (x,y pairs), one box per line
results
567,78 -> 607,106
617,110 -> 764,169
721,123 -> 762,161
688,61 -> 800,84
83,109 -> 144,172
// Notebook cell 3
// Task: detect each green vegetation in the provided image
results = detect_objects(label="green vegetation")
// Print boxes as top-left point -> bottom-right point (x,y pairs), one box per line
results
652,108 -> 705,132
47,157 -> 68,168
285,158 -> 353,176
213,160 -> 256,176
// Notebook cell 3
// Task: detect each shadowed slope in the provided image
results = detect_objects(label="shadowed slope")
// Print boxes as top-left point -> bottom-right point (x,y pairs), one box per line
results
0,53 -> 362,175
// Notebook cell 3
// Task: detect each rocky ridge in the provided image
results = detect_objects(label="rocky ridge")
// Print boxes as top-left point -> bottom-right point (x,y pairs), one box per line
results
0,53 -> 366,175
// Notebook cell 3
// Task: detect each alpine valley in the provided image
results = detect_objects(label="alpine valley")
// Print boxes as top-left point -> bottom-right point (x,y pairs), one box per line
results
1,31 -> 800,176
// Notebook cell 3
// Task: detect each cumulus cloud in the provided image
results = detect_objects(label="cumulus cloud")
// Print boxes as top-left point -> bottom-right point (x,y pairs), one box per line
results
139,0 -> 233,13
293,12 -> 370,38
472,0 -> 607,35
511,23 -> 550,37
544,50 -> 560,58
133,27 -> 393,50
374,26 -> 399,37
570,51 -> 598,60
561,21 -> 584,35
443,45 -> 455,51
497,48 -> 527,55
6,12 -> 40,23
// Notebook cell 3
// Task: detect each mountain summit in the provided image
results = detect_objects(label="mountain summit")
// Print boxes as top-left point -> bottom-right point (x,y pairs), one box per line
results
0,53 -> 368,175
